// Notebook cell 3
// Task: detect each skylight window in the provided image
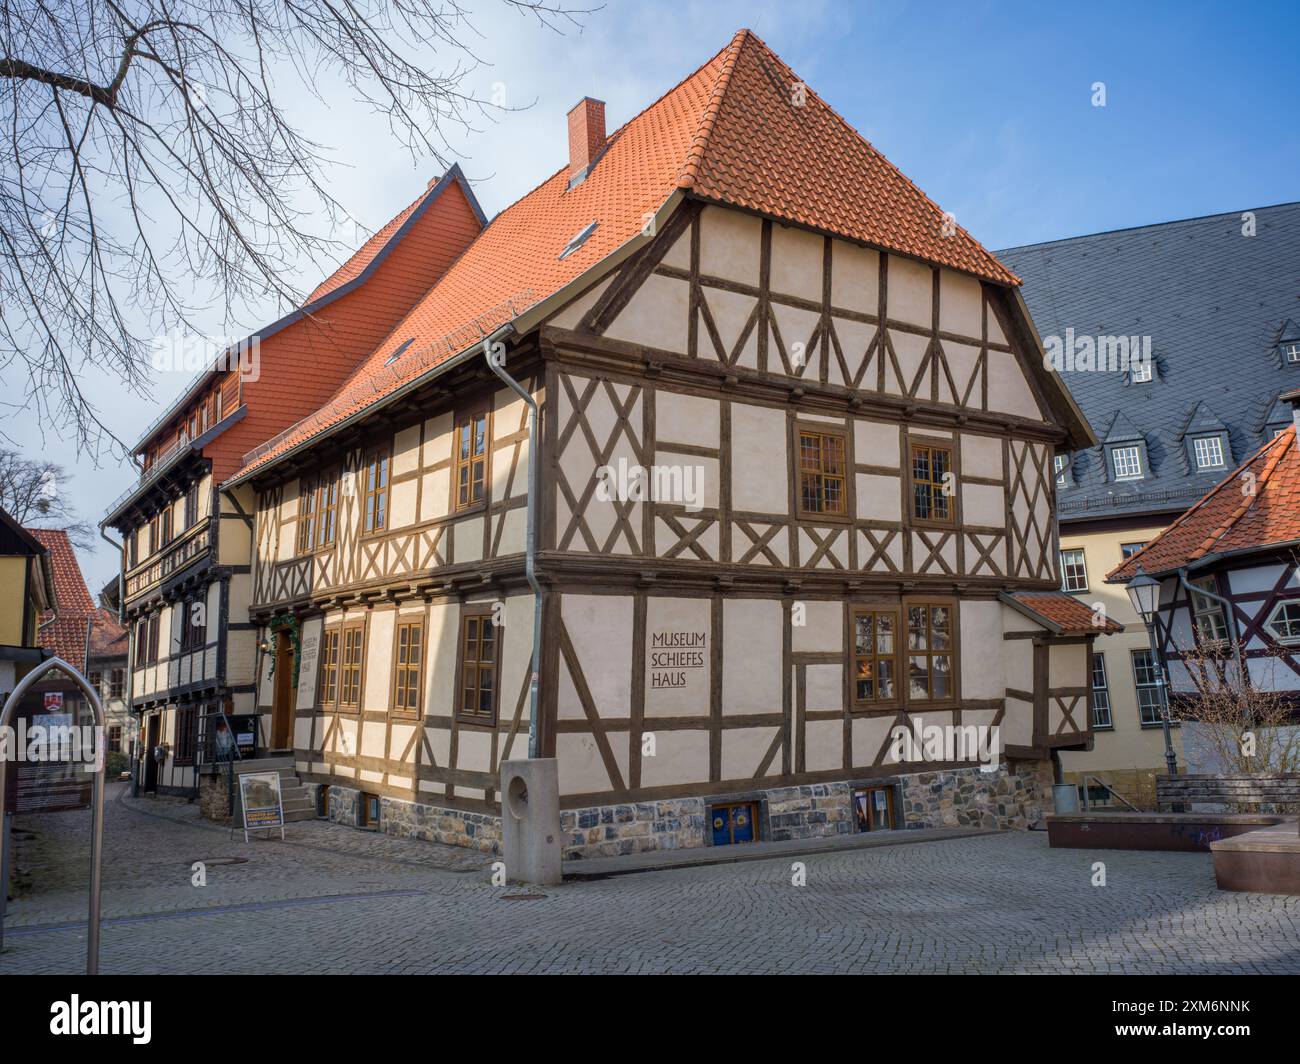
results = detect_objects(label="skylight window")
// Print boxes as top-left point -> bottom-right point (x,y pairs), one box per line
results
1283,341 -> 1300,365
1129,360 -> 1153,383
385,338 -> 415,366
559,221 -> 598,260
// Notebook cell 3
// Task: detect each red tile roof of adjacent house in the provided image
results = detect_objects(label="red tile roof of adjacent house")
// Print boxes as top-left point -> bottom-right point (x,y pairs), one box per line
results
26,529 -> 98,665
229,28 -> 1021,482
1002,591 -> 1125,635
304,189 -> 430,305
1108,425 -> 1300,582
87,607 -> 129,662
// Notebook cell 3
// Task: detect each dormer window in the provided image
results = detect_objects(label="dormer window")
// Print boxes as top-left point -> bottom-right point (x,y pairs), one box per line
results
1130,360 -> 1154,384
1110,444 -> 1143,480
1283,341 -> 1300,365
1191,435 -> 1226,470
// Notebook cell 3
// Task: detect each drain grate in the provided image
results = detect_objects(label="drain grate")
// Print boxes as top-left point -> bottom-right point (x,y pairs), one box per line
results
499,892 -> 547,901
187,857 -> 249,867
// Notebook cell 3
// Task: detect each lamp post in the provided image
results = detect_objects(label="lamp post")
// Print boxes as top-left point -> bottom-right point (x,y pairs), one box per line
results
1125,567 -> 1179,778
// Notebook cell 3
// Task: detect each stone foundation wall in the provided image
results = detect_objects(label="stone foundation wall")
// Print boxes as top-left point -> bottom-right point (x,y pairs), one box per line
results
198,770 -> 232,823
561,798 -> 708,859
306,761 -> 1053,859
327,785 -> 360,828
380,794 -> 502,853
900,761 -> 1053,831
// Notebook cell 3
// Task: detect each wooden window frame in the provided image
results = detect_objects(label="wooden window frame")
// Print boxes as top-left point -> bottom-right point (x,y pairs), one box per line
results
147,612 -> 161,664
297,474 -> 318,555
390,618 -> 425,717
109,668 -> 125,699
361,446 -> 391,536
794,422 -> 849,521
454,605 -> 500,727
908,440 -> 957,528
184,483 -> 199,530
317,626 -> 341,710
159,505 -> 173,548
174,704 -> 198,766
337,621 -> 366,713
1264,599 -> 1300,646
452,408 -> 490,514
316,471 -> 339,549
902,598 -> 958,707
851,606 -> 903,710
133,619 -> 148,667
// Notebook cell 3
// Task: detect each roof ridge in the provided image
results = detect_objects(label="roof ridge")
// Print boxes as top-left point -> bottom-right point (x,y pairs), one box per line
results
997,200 -> 1300,255
677,28 -> 747,189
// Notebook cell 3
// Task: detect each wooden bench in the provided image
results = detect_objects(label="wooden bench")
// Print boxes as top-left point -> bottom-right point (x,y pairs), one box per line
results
1157,774 -> 1300,811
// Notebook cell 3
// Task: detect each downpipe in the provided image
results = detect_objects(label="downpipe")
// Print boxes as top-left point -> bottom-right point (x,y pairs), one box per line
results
482,325 -> 544,759
100,525 -> 138,796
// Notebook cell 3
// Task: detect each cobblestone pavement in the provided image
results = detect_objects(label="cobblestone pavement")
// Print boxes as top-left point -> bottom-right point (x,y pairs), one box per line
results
3,783 -> 1300,974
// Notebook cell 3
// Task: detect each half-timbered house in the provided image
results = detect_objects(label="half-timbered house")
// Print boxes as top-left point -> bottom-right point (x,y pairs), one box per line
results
223,30 -> 1117,856
1109,391 -> 1300,757
101,168 -> 486,796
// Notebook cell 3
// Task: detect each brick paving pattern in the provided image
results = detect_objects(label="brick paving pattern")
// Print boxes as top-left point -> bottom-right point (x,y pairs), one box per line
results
3,783 -> 1299,974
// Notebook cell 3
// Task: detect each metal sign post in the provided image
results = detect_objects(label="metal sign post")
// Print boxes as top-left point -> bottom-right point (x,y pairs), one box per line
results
0,656 -> 108,973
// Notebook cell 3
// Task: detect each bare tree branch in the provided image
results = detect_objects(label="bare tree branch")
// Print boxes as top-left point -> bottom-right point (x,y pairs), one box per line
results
0,0 -> 599,458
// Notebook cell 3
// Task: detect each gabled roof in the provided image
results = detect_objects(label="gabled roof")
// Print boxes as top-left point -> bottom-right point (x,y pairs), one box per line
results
1108,424 -> 1300,581
27,528 -> 99,666
1000,591 -> 1124,635
228,28 -> 1025,483
134,165 -> 485,455
998,201 -> 1300,522
1103,410 -> 1145,444
27,529 -> 95,614
0,504 -> 47,556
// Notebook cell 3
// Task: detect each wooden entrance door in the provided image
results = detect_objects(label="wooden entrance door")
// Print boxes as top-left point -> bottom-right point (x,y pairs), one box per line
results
143,714 -> 160,792
271,631 -> 294,752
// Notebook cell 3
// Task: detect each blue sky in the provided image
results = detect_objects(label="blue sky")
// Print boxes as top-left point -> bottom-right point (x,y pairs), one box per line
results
8,0 -> 1298,592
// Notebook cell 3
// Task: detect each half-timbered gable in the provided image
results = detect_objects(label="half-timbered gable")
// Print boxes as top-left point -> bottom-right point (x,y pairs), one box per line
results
222,29 -> 1107,855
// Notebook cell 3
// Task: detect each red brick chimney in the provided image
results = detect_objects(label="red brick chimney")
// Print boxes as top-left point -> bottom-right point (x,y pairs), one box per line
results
567,97 -> 606,187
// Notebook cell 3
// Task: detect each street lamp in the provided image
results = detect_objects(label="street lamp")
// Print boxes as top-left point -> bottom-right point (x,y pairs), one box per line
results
1125,566 -> 1179,778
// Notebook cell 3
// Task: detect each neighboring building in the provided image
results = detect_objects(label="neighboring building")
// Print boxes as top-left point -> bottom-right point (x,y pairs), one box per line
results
221,29 -> 1112,856
0,506 -> 54,697
101,167 -> 487,796
999,202 -> 1300,807
1108,396 -> 1300,744
87,611 -> 131,755
22,529 -> 133,747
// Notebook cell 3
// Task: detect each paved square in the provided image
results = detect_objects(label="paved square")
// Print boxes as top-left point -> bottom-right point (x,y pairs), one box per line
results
2,783 -> 1298,974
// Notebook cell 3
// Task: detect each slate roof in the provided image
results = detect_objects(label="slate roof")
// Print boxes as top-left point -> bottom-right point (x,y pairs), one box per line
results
228,28 -> 1025,484
1108,424 -> 1300,581
998,202 -> 1300,522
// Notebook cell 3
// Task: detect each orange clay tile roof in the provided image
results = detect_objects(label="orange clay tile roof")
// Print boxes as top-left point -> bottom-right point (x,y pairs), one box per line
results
27,528 -> 99,664
230,28 -> 1019,482
305,186 -> 434,304
1108,425 -> 1300,582
1003,591 -> 1125,635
